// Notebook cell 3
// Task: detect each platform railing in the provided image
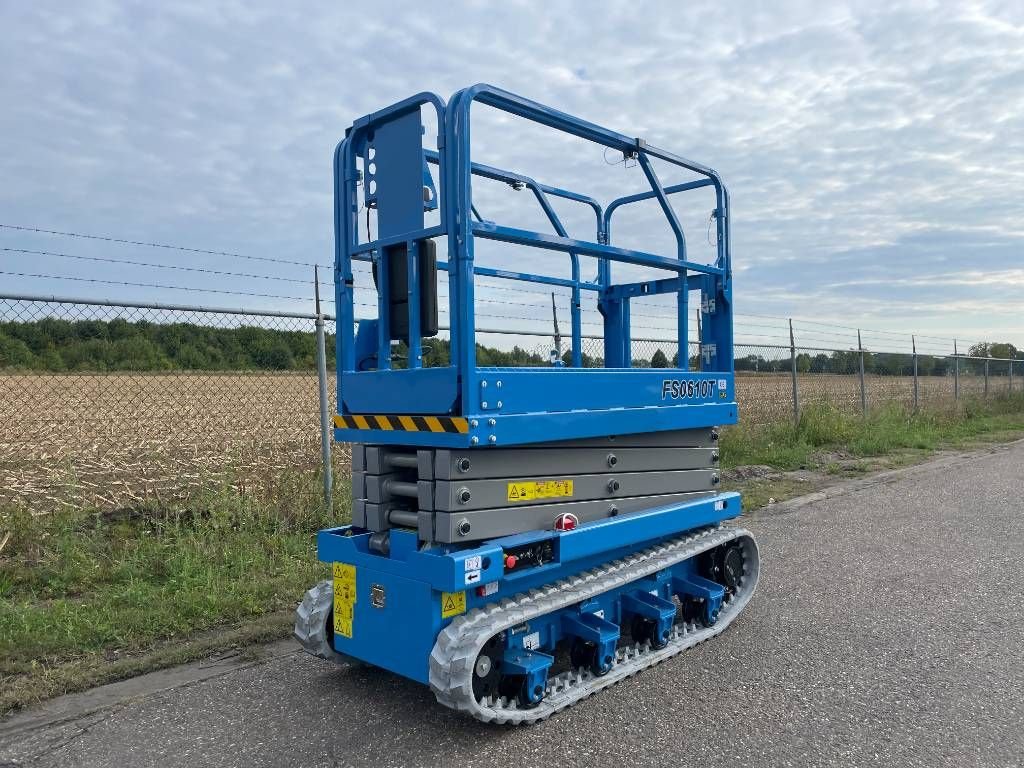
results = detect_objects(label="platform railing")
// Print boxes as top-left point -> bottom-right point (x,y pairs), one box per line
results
334,86 -> 736,429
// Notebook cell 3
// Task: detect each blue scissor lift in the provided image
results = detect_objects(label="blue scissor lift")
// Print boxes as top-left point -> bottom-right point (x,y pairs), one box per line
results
295,85 -> 760,724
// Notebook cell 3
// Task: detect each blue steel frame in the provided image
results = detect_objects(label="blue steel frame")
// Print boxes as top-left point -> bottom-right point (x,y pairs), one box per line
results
319,490 -> 741,683
334,85 -> 736,448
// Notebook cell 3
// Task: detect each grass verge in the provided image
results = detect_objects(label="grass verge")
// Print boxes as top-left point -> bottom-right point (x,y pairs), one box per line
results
0,468 -> 349,715
2,393 -> 1023,715
720,393 -> 1024,507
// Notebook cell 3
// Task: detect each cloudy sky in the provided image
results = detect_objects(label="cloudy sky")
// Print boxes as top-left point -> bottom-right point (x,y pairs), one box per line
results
1,0 -> 1021,353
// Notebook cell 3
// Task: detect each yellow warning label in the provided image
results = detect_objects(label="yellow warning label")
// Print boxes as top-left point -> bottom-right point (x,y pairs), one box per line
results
333,562 -> 356,638
334,613 -> 353,639
506,479 -> 574,503
440,590 -> 466,619
333,562 -> 356,584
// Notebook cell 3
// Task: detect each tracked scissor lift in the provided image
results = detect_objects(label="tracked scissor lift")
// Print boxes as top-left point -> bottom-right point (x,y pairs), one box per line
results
295,85 -> 760,723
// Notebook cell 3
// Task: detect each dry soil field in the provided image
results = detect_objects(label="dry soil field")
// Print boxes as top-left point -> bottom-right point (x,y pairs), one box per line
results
0,370 -> 993,512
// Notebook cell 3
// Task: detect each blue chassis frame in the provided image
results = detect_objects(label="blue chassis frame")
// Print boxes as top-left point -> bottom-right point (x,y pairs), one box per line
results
332,84 -> 737,448
320,491 -> 740,685
319,87 -> 744,691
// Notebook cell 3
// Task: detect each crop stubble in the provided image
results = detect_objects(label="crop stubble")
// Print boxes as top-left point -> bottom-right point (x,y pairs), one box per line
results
0,370 -> 983,512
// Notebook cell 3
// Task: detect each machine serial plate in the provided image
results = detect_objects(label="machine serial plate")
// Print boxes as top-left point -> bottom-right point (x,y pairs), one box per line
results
506,479 -> 574,502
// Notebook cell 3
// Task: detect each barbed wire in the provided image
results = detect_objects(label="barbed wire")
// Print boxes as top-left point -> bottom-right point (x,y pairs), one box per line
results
0,223 -> 330,269
0,270 -> 328,304
2,247 -> 319,286
1,223 -> 1004,351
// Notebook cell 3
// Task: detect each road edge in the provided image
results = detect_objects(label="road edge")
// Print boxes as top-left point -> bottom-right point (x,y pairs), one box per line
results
4,437 -> 1021,739
752,436 -> 1024,518
0,639 -> 300,739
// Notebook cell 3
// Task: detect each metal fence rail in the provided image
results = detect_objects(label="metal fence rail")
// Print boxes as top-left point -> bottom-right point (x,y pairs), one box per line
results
0,293 -> 1020,513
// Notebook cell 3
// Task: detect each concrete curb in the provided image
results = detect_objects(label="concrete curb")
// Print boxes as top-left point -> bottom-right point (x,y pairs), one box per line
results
0,639 -> 299,738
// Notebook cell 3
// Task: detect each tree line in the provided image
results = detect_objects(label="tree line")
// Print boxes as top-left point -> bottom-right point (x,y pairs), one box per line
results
0,317 -> 554,372
727,346 -> 1020,376
0,317 -> 1018,374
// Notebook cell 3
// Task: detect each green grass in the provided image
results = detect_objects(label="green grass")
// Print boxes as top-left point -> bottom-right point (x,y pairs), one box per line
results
0,469 -> 349,713
2,393 -> 1023,714
721,394 -> 1024,472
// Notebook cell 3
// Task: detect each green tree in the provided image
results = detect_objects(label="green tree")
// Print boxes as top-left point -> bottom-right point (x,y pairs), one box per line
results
109,337 -> 168,370
253,341 -> 294,370
0,333 -> 34,367
971,341 -> 1018,360
176,343 -> 210,370
650,348 -> 669,368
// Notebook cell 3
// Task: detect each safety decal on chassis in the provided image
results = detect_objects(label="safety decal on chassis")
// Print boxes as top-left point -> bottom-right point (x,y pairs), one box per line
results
441,590 -> 467,619
333,562 -> 356,638
506,479 -> 574,502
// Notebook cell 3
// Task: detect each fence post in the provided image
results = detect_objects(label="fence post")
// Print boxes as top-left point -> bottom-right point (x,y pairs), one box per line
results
314,266 -> 333,510
984,358 -> 989,398
789,318 -> 800,426
1011,358 -> 1015,393
912,335 -> 919,412
694,312 -> 702,372
858,329 -> 867,416
953,339 -> 960,401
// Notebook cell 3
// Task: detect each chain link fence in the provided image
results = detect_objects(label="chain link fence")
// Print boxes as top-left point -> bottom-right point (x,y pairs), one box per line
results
2,293 -> 1020,512
0,294 -> 339,512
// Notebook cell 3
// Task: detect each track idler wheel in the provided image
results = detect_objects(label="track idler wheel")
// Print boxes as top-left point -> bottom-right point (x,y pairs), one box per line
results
570,638 -> 614,676
630,615 -> 670,650
498,674 -> 545,709
703,542 -> 745,592
680,596 -> 702,625
472,636 -> 503,701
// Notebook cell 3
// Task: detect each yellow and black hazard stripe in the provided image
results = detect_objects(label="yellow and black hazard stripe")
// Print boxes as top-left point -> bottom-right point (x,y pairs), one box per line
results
333,414 -> 470,435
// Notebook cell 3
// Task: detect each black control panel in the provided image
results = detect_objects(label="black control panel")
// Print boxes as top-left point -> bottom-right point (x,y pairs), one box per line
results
503,540 -> 555,572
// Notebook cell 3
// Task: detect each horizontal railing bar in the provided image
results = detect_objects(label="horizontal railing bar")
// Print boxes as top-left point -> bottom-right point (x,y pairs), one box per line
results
460,265 -> 600,292
424,150 -> 601,215
472,222 -> 724,275
605,179 -> 715,220
636,141 -> 723,186
350,225 -> 446,255
466,84 -> 636,153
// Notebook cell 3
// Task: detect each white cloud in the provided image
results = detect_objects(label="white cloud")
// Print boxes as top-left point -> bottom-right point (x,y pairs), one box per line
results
0,0 -> 1020,347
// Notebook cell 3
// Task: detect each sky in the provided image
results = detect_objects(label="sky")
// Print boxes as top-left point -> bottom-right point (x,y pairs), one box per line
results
0,0 -> 1022,354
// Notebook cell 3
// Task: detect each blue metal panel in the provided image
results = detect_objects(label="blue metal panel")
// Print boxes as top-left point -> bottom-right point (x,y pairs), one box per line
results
367,109 -> 427,239
318,493 -> 738,595
478,402 -> 737,446
557,493 -> 739,561
334,404 -> 736,447
472,368 -> 732,414
341,367 -> 459,415
334,401 -> 736,449
334,565 -> 438,681
317,491 -> 740,684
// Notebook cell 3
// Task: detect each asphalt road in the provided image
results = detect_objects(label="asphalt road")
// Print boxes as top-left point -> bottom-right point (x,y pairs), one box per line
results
3,443 -> 1023,768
